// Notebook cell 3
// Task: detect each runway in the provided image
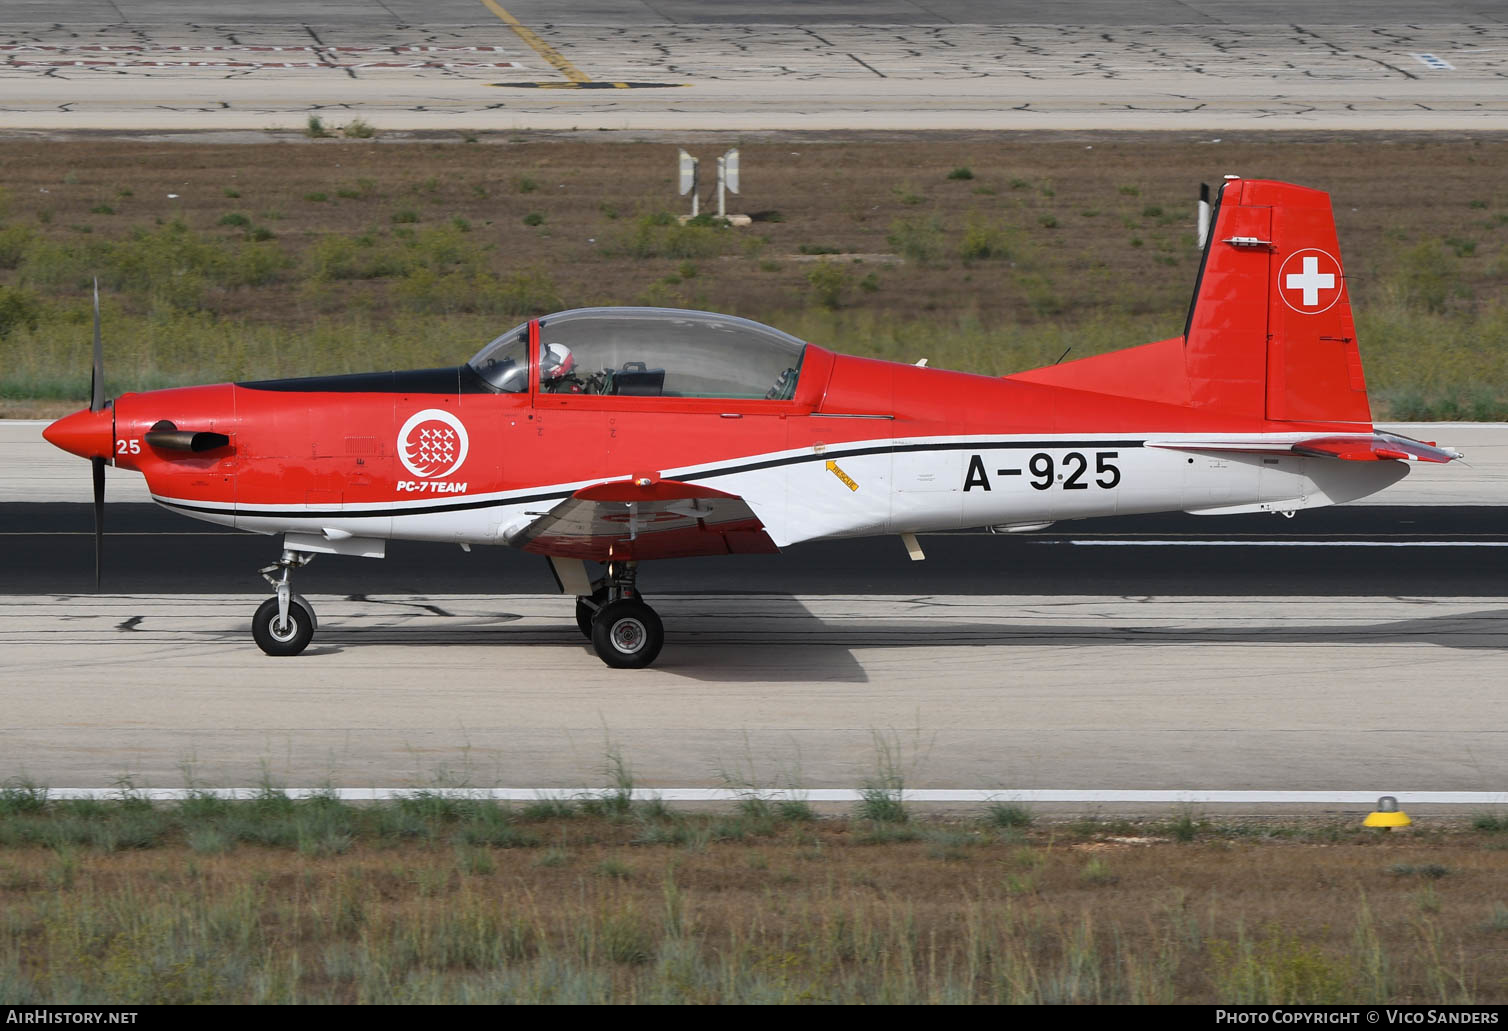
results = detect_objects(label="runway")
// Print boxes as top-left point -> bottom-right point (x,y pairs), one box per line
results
3,593 -> 1505,800
2,1 -> 1506,133
2,503 -> 1505,597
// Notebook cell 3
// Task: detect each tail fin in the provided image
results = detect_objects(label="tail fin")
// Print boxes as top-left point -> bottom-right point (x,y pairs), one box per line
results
1183,178 -> 1370,425
1010,178 -> 1372,428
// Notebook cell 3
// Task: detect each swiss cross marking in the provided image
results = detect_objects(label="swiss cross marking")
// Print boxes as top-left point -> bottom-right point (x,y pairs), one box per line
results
1277,248 -> 1343,315
1286,256 -> 1334,307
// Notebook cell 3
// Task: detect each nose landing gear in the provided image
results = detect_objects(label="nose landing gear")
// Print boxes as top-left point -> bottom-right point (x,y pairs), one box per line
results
576,561 -> 664,669
252,549 -> 318,656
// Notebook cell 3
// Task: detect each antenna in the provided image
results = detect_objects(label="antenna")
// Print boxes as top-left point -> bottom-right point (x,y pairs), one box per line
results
678,148 -> 699,217
717,148 -> 739,219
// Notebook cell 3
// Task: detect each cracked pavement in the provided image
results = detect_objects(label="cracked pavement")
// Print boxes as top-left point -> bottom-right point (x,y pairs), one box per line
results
4,593 -> 1506,789
1,12 -> 1506,131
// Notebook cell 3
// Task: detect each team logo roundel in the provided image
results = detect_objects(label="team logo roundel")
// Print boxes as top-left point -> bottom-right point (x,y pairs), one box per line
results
398,408 -> 469,479
1278,248 -> 1344,315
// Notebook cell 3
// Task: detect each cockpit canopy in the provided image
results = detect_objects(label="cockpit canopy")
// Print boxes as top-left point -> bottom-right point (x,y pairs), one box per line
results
468,307 -> 806,400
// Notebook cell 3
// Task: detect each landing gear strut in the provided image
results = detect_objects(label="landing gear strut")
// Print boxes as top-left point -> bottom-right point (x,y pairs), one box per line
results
577,561 -> 664,669
252,549 -> 318,656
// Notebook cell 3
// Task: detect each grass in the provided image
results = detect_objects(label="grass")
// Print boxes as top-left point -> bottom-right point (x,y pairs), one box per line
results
1,794 -> 1507,1003
0,138 -> 1505,417
986,802 -> 1034,828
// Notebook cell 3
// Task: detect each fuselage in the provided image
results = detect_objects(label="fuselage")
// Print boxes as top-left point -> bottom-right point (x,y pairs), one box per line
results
76,341 -> 1406,552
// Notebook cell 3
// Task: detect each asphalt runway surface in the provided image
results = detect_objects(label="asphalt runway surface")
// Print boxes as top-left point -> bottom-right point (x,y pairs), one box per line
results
3,590 -> 1504,795
4,499 -> 1504,797
3,502 -> 1504,597
3,0 -> 1506,132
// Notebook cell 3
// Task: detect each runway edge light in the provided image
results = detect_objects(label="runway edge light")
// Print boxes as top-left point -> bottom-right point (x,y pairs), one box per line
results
1364,795 -> 1412,830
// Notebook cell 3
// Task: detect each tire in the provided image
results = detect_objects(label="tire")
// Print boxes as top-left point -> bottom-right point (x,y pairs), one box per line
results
252,596 -> 315,657
575,589 -> 608,639
590,599 -> 664,669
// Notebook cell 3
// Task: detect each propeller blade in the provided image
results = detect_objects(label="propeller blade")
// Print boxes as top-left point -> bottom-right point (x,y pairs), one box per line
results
90,278 -> 104,413
91,455 -> 105,590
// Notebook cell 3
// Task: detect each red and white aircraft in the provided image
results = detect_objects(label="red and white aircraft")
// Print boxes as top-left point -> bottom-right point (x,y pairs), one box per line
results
43,178 -> 1460,666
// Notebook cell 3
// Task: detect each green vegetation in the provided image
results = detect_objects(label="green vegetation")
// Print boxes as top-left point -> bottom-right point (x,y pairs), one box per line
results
805,260 -> 847,310
987,802 -> 1034,828
603,212 -> 733,260
959,215 -> 1011,262
0,785 -> 1506,1003
1,140 -> 1504,418
887,216 -> 947,264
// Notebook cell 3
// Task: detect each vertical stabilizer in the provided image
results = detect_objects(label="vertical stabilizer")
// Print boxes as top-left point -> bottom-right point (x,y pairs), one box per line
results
1184,179 -> 1371,426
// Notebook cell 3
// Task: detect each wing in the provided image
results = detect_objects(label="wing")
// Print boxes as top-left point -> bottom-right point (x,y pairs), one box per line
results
1147,431 -> 1461,464
507,478 -> 778,561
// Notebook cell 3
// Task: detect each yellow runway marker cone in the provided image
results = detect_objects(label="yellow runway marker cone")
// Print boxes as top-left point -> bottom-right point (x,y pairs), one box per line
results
1364,795 -> 1412,830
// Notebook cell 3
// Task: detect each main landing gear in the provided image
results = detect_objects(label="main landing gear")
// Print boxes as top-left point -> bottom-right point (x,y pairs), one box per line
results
252,549 -> 318,657
574,561 -> 664,669
248,546 -> 663,667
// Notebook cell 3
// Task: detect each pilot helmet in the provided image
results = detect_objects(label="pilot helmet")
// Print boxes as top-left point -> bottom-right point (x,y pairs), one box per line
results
541,342 -> 575,380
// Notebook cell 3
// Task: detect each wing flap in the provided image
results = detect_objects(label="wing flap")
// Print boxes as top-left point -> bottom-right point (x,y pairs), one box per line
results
509,478 -> 778,561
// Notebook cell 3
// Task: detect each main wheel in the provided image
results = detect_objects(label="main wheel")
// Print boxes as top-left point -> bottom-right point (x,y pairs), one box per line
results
252,596 -> 315,657
575,588 -> 608,639
590,599 -> 664,669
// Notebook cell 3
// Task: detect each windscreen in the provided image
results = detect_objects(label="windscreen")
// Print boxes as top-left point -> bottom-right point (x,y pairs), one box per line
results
467,320 -> 531,392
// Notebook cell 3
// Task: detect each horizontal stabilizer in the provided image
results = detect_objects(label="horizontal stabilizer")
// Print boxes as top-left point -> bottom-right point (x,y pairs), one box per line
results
1147,432 -> 1461,464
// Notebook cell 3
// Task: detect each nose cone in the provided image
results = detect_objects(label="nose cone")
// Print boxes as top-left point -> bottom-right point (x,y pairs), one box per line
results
43,406 -> 114,461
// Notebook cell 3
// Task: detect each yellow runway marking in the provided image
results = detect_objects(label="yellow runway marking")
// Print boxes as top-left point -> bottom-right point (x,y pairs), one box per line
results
479,0 -> 590,83
490,80 -> 687,89
826,460 -> 859,492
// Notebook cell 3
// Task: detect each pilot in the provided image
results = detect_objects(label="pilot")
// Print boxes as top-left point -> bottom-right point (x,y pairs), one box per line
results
539,342 -> 580,393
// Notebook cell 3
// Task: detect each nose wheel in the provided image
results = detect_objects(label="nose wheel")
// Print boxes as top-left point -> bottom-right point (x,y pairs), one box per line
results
253,549 -> 317,656
252,595 -> 316,656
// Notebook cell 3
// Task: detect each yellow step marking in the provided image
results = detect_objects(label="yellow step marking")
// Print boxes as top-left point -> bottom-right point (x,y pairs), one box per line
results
479,0 -> 590,83
826,460 -> 859,492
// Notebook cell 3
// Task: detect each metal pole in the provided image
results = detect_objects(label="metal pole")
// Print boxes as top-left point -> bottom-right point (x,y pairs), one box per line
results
716,155 -> 727,219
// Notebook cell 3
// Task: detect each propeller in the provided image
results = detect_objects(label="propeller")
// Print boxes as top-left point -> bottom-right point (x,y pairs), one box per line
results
90,278 -> 105,590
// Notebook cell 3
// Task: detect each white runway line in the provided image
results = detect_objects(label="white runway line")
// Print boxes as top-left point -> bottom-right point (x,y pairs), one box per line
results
1070,541 -> 1508,547
33,788 -> 1508,805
